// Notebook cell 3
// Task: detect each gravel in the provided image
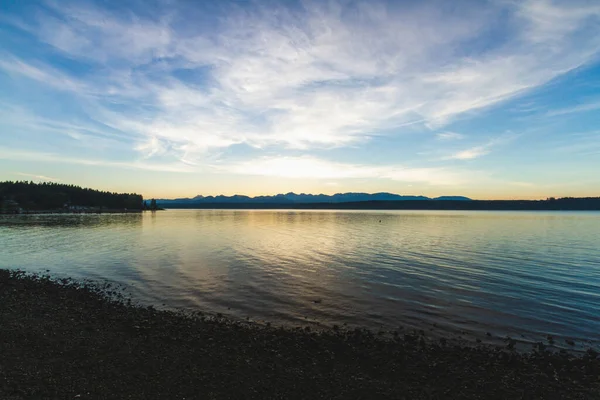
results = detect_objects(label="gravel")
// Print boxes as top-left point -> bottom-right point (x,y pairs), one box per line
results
1,269 -> 598,400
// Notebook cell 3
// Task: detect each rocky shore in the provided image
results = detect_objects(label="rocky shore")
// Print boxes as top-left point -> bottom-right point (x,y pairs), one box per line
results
1,269 -> 598,400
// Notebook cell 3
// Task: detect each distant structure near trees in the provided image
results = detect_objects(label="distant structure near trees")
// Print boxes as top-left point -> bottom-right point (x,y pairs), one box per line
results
0,181 -> 144,213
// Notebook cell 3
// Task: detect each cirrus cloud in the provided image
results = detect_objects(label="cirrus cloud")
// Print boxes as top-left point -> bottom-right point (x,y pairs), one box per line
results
0,0 -> 599,187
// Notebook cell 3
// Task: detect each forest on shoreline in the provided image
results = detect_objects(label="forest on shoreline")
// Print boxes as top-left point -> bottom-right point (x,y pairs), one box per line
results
0,181 -> 144,212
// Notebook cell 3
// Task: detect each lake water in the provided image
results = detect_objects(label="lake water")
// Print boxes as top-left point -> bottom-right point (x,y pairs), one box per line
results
1,209 -> 599,349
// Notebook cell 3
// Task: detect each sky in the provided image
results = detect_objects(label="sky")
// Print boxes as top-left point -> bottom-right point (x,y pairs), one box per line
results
1,0 -> 599,200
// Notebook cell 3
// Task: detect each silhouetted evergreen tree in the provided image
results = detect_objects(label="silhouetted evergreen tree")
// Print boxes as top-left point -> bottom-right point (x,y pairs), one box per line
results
0,181 -> 144,211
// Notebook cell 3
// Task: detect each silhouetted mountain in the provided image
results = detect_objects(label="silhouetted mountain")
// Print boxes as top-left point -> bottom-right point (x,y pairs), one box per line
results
156,192 -> 448,205
156,193 -> 600,210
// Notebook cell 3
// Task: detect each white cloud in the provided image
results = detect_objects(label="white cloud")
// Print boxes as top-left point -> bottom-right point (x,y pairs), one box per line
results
0,57 -> 84,93
34,2 -> 174,64
135,137 -> 167,159
220,156 -> 471,185
1,0 -> 600,169
446,133 -> 517,160
15,172 -> 58,181
0,103 -> 138,151
450,146 -> 491,160
517,0 -> 600,45
0,147 -> 194,173
436,132 -> 465,140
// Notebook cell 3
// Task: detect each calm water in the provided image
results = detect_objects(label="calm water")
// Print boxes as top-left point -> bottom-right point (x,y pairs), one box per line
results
1,210 -> 599,349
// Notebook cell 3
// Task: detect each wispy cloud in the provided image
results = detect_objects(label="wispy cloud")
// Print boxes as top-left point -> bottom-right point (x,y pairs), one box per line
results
547,100 -> 600,116
449,146 -> 491,160
220,156 -> 475,186
0,56 -> 86,93
15,172 -> 58,181
446,134 -> 516,160
0,147 -> 194,173
0,0 -> 599,167
0,103 -> 138,147
436,132 -> 465,141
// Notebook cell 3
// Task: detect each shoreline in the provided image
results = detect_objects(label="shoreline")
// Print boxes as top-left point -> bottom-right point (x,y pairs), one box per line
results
1,269 -> 599,399
0,210 -> 144,215
0,209 -> 167,215
156,198 -> 600,211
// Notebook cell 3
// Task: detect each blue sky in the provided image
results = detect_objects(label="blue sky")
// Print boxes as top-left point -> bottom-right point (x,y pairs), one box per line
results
1,0 -> 599,199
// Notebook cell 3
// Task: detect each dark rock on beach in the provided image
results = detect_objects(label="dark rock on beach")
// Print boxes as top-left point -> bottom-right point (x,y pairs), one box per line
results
1,269 -> 599,400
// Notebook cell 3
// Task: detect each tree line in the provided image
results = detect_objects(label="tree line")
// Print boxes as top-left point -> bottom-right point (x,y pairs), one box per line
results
165,197 -> 600,210
0,181 -> 144,211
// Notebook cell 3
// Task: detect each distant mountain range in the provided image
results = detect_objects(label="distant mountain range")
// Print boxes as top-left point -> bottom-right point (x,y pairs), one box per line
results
156,192 -> 472,205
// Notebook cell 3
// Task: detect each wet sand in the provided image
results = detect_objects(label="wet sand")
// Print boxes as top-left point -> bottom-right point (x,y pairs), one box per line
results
1,269 -> 598,399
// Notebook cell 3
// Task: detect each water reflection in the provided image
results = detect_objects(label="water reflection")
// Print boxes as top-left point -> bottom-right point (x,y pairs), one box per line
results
0,213 -> 143,228
1,210 -> 599,349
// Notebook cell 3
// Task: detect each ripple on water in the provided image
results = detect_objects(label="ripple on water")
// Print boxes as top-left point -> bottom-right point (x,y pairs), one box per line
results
1,209 -> 599,350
